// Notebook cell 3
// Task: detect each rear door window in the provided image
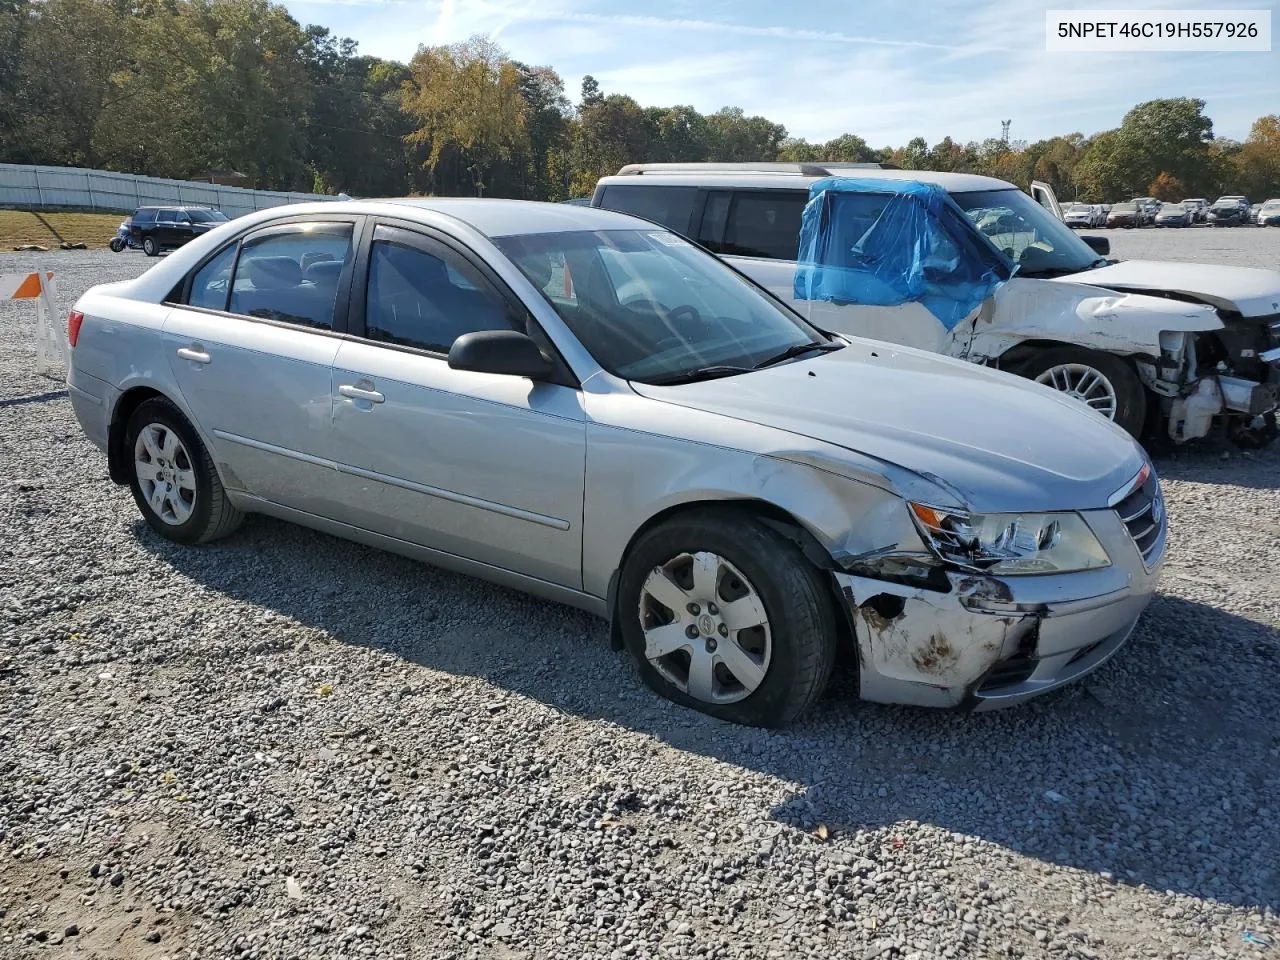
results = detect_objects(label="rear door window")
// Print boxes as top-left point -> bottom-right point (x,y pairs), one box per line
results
596,185 -> 698,236
226,224 -> 355,329
715,191 -> 808,261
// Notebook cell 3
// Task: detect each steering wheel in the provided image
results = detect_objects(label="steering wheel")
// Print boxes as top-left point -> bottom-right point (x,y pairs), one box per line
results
668,304 -> 702,325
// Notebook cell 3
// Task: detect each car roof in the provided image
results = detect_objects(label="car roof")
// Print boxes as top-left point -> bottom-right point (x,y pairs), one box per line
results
375,197 -> 652,236
594,166 -> 1016,194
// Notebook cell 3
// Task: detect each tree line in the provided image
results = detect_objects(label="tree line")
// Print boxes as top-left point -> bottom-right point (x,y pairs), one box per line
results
3,0 -> 1278,204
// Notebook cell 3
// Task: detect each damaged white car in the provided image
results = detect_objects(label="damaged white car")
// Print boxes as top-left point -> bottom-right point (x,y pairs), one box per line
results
65,199 -> 1162,726
592,164 -> 1280,445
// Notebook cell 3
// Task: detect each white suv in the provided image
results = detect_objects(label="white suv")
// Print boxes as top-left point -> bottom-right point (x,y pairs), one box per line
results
592,162 -> 1280,445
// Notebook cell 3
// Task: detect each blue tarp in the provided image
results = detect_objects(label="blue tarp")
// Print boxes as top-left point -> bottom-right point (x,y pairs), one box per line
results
793,178 -> 1015,330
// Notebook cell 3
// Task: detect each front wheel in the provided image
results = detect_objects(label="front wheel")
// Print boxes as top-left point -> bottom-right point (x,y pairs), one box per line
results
109,236 -> 125,253
1017,347 -> 1147,439
125,397 -> 243,544
142,235 -> 159,256
618,510 -> 838,727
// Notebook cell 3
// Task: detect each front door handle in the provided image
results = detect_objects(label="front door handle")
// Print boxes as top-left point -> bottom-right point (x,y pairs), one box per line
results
339,383 -> 385,404
176,346 -> 210,364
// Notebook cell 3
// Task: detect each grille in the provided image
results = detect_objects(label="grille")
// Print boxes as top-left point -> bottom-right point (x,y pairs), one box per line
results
1114,473 -> 1164,565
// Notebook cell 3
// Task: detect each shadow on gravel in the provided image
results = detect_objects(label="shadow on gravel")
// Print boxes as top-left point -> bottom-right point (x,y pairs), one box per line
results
0,388 -> 68,408
140,516 -> 1280,914
1151,441 -> 1280,490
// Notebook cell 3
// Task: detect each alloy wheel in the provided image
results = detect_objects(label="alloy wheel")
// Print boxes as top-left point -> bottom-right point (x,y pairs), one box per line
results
1035,363 -> 1119,420
133,423 -> 197,525
638,551 -> 772,705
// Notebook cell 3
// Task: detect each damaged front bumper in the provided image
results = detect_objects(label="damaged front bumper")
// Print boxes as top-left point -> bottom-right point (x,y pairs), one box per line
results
834,505 -> 1163,710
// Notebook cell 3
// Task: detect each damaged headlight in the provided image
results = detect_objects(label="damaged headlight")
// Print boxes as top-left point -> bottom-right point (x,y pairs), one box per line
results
908,504 -> 1111,575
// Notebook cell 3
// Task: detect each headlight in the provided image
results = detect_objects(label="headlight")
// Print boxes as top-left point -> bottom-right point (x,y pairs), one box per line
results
908,503 -> 1111,575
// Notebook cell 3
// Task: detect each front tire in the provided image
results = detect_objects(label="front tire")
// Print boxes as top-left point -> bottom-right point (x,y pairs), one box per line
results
125,397 -> 243,544
618,510 -> 838,727
142,235 -> 159,257
1017,347 -> 1147,439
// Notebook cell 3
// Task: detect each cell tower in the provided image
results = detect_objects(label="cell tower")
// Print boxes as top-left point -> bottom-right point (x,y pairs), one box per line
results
1001,119 -> 1012,142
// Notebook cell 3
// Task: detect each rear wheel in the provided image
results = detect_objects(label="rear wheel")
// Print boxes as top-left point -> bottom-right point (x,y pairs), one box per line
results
1017,347 -> 1147,439
125,397 -> 242,544
142,235 -> 159,256
618,510 -> 838,727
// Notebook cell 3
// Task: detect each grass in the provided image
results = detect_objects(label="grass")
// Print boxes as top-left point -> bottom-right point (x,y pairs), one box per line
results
0,210 -> 124,250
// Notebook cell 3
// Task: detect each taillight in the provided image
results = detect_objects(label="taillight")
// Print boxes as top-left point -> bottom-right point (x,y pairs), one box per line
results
67,309 -> 84,347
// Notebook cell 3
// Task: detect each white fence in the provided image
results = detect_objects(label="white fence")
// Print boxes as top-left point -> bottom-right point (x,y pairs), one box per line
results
0,163 -> 341,217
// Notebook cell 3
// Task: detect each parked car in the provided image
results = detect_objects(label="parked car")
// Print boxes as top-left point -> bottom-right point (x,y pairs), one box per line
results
1207,198 -> 1248,227
1063,203 -> 1104,228
129,205 -> 230,256
592,163 -> 1280,445
1181,198 -> 1209,222
1249,202 -> 1264,225
65,199 -> 1165,724
1106,202 -> 1142,227
1131,197 -> 1161,226
1154,203 -> 1191,227
1259,199 -> 1280,226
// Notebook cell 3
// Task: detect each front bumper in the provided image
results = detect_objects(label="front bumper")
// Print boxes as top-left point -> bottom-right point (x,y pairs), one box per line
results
835,502 -> 1163,710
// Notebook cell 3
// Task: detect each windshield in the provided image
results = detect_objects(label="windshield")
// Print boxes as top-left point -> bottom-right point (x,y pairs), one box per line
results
1161,204 -> 1186,213
950,188 -> 1102,278
1112,203 -> 1137,211
189,209 -> 229,223
494,229 -> 831,384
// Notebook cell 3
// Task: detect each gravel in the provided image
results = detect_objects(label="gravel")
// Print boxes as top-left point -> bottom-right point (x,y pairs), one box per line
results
1,240 -> 1278,960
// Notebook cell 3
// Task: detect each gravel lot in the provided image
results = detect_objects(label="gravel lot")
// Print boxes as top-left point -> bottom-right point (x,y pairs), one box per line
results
1082,224 -> 1280,269
2,238 -> 1278,960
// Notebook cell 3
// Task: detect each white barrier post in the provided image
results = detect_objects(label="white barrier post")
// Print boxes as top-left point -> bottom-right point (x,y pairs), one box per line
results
1,269 -> 67,380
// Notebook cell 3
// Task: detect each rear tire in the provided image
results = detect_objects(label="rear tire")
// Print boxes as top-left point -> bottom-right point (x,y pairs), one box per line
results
142,235 -> 159,257
617,509 -> 838,727
1016,347 -> 1147,439
125,397 -> 243,544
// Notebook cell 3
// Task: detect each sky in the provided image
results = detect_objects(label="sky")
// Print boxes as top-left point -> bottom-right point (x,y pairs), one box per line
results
280,0 -> 1279,146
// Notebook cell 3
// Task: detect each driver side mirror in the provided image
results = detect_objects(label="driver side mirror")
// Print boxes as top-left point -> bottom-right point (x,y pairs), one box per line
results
1080,235 -> 1110,256
448,330 -> 554,380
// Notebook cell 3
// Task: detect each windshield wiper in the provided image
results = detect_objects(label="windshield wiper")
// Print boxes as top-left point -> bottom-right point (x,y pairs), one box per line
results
753,340 -> 844,369
645,365 -> 754,386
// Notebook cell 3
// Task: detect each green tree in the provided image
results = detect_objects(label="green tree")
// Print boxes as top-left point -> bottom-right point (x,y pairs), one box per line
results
571,92 -> 652,195
2,0 -> 130,166
820,133 -> 877,163
704,107 -> 785,161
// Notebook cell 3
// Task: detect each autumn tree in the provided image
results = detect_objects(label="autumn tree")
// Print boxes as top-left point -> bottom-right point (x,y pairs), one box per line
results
1236,115 -> 1280,200
402,36 -> 528,196
1148,172 -> 1185,201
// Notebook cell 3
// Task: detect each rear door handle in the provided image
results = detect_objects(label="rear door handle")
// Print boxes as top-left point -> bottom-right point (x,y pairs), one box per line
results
339,384 -> 385,404
176,347 -> 210,364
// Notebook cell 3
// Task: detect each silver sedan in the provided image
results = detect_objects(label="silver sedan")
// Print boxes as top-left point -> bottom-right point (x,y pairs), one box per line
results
65,199 -> 1165,726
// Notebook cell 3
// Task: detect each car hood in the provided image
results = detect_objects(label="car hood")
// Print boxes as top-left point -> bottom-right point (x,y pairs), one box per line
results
631,342 -> 1144,514
1066,260 -> 1280,317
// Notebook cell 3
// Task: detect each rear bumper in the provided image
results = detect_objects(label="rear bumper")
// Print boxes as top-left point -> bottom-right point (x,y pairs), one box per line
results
835,506 -> 1162,710
67,367 -> 116,455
